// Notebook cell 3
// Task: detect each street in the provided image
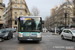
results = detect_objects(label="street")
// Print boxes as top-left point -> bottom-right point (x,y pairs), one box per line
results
0,32 -> 75,50
0,0 -> 75,50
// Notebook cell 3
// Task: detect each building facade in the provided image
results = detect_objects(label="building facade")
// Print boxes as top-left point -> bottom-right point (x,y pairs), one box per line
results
45,2 -> 74,30
0,0 -> 5,29
5,0 -> 30,28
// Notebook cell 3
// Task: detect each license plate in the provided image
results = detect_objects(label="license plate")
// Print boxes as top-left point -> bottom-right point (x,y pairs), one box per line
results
31,35 -> 36,37
27,39 -> 33,40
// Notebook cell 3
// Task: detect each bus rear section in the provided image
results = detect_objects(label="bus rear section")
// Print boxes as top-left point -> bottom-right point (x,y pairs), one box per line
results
17,16 -> 42,42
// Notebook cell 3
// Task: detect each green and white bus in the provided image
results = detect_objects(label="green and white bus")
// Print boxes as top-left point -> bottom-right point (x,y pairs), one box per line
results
17,16 -> 43,42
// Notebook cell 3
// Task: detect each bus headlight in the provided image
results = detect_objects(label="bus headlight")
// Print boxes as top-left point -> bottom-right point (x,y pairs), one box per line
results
18,33 -> 23,37
37,33 -> 41,38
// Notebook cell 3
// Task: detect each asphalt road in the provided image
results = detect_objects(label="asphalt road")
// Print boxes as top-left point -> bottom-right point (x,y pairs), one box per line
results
0,32 -> 75,50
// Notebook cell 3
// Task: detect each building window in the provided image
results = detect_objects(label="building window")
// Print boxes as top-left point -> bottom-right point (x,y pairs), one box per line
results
0,16 -> 1,18
15,16 -> 17,25
20,10 -> 23,14
20,0 -> 23,3
15,5 -> 17,8
15,0 -> 17,3
25,9 -> 27,13
15,11 -> 17,14
20,5 -> 23,8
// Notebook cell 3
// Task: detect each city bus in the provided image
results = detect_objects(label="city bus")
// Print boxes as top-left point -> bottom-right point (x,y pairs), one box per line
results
17,16 -> 43,42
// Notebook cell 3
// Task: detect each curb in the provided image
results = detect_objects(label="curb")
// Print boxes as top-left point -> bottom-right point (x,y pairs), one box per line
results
52,34 -> 60,35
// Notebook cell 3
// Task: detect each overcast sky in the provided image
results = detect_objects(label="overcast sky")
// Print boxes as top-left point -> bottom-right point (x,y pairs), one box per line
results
3,0 -> 65,20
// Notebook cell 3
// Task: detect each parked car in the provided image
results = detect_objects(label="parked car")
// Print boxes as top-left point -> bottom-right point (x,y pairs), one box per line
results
3,29 -> 13,40
61,29 -> 75,41
0,29 -> 4,42
0,29 -> 13,42
5,28 -> 16,33
11,28 -> 16,32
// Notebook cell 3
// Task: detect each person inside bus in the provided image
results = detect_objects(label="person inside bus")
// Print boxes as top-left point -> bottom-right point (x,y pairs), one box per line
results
31,19 -> 36,30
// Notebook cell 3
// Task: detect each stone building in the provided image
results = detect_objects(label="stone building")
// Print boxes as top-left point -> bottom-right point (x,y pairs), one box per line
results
46,2 -> 74,30
0,0 -> 5,29
4,0 -> 30,28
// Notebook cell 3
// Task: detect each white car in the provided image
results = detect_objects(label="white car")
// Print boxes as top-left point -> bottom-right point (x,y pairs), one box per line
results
61,29 -> 75,41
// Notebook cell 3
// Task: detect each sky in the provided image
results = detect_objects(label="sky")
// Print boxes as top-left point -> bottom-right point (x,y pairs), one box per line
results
3,0 -> 65,20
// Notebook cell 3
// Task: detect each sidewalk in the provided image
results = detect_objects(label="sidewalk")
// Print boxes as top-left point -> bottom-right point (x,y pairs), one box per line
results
42,32 -> 60,35
47,32 -> 60,35
52,32 -> 60,35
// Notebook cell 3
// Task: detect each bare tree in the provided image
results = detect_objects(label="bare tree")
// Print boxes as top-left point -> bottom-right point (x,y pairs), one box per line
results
44,16 -> 50,29
31,7 -> 40,16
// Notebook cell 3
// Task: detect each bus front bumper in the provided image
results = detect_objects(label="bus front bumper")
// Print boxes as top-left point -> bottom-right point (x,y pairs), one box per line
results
18,37 -> 42,41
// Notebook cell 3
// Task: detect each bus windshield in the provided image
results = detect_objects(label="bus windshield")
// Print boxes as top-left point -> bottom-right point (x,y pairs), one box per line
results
18,17 -> 42,32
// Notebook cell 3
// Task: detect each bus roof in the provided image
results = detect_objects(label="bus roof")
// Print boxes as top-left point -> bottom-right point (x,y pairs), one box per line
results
19,16 -> 41,18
